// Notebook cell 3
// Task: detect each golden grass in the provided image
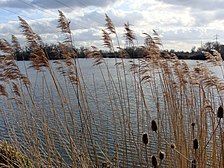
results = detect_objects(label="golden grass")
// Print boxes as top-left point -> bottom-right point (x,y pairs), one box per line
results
0,11 -> 223,168
0,141 -> 32,167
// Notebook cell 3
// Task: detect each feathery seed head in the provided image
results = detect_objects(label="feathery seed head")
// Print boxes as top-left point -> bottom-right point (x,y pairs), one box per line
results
18,16 -> 40,45
0,39 -> 13,55
58,10 -> 71,34
18,16 -> 49,70
0,85 -> 8,97
12,82 -> 20,97
124,22 -> 135,45
105,14 -> 116,34
102,29 -> 113,51
11,35 -> 21,51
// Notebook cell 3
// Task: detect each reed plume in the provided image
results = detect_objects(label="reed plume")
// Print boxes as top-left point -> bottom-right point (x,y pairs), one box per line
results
12,82 -> 21,97
85,46 -> 103,66
0,39 -> 25,82
142,32 -> 161,60
204,50 -> 222,66
58,10 -> 71,35
18,16 -> 49,70
0,84 -> 8,97
11,35 -> 21,51
102,29 -> 113,51
105,14 -> 116,34
0,39 -> 13,55
18,16 -> 40,45
124,22 -> 135,46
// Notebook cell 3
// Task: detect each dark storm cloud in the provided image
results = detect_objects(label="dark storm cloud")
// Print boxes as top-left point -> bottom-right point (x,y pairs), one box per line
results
0,0 -> 118,9
158,0 -> 224,10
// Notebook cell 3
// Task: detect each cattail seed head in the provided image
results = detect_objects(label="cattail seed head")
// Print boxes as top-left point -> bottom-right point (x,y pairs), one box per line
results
217,106 -> 223,119
142,133 -> 148,145
193,139 -> 199,150
159,151 -> 165,160
191,159 -> 196,168
151,120 -> 158,132
151,155 -> 158,168
170,143 -> 176,149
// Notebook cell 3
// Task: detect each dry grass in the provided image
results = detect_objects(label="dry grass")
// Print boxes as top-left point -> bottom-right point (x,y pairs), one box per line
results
0,11 -> 223,168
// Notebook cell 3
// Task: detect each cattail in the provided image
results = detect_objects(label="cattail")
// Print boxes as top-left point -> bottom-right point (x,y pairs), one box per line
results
191,159 -> 196,168
142,133 -> 148,145
151,155 -> 158,168
159,151 -> 165,160
193,139 -> 199,150
170,143 -> 176,149
217,106 -> 223,119
151,120 -> 158,132
192,122 -> 196,139
102,162 -> 108,168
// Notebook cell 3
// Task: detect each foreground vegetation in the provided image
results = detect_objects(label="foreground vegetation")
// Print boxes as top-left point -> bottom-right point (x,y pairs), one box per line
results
0,11 -> 223,167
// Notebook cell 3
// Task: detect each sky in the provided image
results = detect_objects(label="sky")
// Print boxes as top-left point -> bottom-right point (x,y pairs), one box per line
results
0,0 -> 224,51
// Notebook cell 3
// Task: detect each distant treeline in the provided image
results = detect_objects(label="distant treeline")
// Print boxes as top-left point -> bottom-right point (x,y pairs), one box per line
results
8,41 -> 224,61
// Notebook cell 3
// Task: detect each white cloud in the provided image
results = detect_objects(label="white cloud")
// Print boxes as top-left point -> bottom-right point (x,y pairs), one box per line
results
1,0 -> 224,51
0,0 -> 118,9
158,0 -> 224,10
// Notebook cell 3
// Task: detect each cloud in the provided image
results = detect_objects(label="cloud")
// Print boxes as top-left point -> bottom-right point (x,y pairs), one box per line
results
0,21 -> 20,34
158,0 -> 224,11
1,0 -> 224,51
0,0 -> 30,9
0,0 -> 118,9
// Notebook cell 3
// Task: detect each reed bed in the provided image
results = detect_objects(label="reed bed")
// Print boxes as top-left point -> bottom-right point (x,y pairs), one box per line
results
0,11 -> 223,167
